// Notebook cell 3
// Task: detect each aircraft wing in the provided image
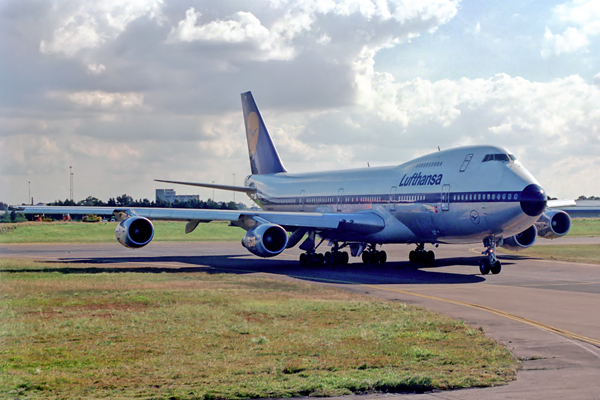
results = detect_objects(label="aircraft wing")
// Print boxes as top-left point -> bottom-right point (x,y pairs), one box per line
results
17,206 -> 385,235
547,199 -> 577,208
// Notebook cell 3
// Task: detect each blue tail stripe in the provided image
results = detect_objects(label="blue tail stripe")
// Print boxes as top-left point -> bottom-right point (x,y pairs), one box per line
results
241,91 -> 286,175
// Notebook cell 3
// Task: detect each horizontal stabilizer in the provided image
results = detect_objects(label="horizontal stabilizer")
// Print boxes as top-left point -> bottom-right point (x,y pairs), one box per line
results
155,179 -> 257,194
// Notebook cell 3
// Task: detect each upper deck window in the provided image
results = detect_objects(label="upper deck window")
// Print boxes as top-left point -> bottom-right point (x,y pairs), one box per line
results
482,153 -> 516,163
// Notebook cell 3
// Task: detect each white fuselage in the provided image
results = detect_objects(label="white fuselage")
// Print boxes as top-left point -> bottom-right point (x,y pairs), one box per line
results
245,145 -> 543,245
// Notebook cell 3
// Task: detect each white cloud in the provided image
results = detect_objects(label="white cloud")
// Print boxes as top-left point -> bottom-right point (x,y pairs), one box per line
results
167,0 -> 459,62
40,0 -> 163,57
167,8 -> 304,60
3,0 -> 599,203
276,71 -> 600,198
59,91 -> 146,110
542,0 -> 600,56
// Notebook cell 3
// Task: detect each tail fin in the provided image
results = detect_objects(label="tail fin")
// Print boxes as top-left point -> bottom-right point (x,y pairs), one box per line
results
241,91 -> 286,175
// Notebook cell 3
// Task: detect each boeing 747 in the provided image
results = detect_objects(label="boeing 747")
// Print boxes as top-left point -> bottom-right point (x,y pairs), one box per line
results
19,92 -> 572,274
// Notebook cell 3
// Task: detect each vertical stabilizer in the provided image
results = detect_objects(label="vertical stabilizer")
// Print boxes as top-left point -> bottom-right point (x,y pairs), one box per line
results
241,91 -> 286,175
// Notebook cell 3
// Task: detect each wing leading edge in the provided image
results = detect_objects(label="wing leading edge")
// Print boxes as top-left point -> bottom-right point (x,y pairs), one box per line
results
17,206 -> 385,235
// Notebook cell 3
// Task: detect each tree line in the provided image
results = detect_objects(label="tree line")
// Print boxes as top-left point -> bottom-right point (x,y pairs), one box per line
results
0,196 -> 238,223
49,194 -> 238,210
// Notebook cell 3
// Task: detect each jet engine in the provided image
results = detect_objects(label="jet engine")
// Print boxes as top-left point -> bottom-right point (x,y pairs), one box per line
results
115,216 -> 154,248
500,225 -> 537,252
535,210 -> 571,239
242,223 -> 288,257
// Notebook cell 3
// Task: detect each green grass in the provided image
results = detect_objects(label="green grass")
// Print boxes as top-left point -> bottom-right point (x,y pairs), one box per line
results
0,258 -> 518,399
502,244 -> 600,265
1,218 -> 597,245
566,218 -> 600,237
0,221 -> 244,244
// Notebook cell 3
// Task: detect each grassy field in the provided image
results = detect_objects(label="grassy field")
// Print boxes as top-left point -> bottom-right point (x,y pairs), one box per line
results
565,218 -> 600,237
0,258 -> 518,399
502,244 -> 600,265
497,218 -> 600,263
0,221 -> 245,244
1,218 -> 598,245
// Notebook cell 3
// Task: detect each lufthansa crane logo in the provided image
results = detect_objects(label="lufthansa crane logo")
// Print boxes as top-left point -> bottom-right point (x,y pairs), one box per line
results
247,112 -> 260,157
470,210 -> 480,224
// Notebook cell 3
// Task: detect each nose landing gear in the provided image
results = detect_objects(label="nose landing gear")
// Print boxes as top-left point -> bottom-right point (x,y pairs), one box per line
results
480,237 -> 501,275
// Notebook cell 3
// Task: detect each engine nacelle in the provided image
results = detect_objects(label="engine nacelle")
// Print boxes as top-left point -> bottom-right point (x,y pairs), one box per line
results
500,225 -> 537,252
242,223 -> 288,257
535,210 -> 571,239
115,216 -> 154,248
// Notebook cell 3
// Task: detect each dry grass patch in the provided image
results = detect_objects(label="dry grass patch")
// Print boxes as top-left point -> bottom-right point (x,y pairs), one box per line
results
1,258 -> 518,399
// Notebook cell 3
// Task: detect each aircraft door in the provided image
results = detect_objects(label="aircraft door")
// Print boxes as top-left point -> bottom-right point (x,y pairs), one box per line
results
337,188 -> 344,212
459,154 -> 473,172
441,184 -> 450,211
389,186 -> 397,211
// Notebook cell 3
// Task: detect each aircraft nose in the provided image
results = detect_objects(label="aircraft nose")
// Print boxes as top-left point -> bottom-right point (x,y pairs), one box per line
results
520,184 -> 547,217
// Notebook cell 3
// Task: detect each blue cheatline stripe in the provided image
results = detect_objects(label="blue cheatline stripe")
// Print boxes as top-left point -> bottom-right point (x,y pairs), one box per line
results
257,191 -> 522,206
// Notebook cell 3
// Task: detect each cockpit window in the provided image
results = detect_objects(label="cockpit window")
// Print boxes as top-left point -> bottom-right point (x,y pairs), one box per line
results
482,153 -> 516,163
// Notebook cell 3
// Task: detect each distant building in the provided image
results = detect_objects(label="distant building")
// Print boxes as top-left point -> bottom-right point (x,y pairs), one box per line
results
156,189 -> 199,205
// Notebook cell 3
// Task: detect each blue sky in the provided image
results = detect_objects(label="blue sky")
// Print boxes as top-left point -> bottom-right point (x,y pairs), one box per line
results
1,0 -> 599,205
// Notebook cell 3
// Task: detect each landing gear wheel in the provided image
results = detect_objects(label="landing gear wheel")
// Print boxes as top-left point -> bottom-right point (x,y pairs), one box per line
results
490,260 -> 502,275
377,251 -> 387,264
479,259 -> 491,275
299,253 -> 307,266
409,250 -> 417,263
425,251 -> 435,266
481,236 -> 501,275
362,251 -> 371,264
341,251 -> 349,264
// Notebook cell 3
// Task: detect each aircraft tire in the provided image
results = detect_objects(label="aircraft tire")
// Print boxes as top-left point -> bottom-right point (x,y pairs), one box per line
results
491,260 -> 502,275
378,250 -> 387,264
362,251 -> 371,264
324,251 -> 332,264
479,259 -> 491,275
300,253 -> 307,266
409,251 -> 417,263
425,251 -> 435,266
341,251 -> 349,264
316,253 -> 324,266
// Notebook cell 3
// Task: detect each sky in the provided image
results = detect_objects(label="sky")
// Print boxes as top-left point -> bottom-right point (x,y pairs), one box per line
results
1,0 -> 600,205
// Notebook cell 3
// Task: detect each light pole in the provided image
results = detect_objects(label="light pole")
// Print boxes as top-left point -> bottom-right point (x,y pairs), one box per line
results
28,181 -> 31,205
70,166 -> 74,202
233,173 -> 236,202
212,181 -> 215,202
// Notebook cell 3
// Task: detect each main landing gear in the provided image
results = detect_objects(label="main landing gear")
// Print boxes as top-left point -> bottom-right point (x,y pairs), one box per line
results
300,249 -> 349,266
409,243 -> 435,266
298,234 -> 349,266
480,237 -> 501,275
361,244 -> 387,264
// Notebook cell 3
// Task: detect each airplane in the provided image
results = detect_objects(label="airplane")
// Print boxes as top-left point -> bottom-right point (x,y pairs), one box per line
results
18,91 -> 573,275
